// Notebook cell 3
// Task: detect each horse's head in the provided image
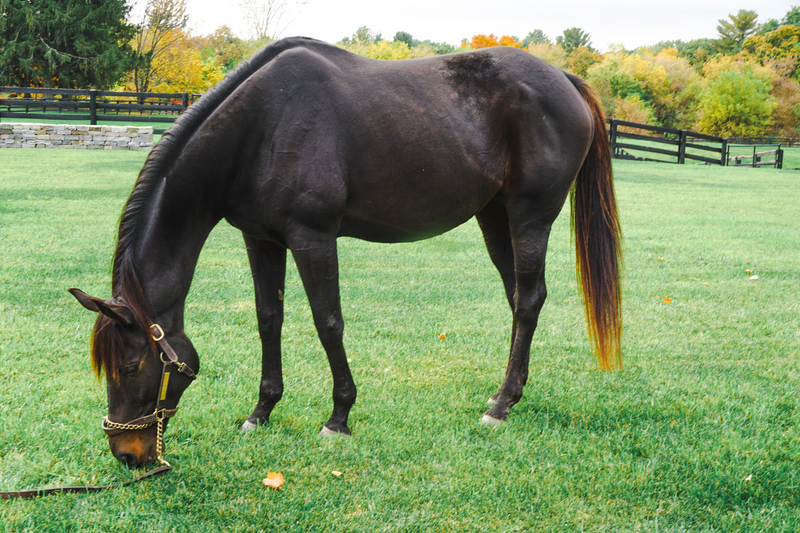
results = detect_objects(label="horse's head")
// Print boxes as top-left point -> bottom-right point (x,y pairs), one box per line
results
68,288 -> 198,467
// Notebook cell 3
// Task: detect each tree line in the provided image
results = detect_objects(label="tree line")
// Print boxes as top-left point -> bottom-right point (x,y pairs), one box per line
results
1,1 -> 797,137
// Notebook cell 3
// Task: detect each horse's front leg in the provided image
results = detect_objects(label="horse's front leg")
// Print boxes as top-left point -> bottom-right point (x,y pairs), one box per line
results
242,234 -> 287,431
289,231 -> 356,436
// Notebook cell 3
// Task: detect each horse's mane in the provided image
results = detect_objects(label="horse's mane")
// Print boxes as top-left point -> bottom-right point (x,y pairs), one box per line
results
93,37 -> 324,380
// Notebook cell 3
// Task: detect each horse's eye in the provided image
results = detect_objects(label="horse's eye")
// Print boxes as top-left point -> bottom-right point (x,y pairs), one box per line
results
122,363 -> 140,377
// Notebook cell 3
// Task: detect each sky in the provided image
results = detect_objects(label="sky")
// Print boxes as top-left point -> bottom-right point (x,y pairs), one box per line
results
177,0 -> 794,52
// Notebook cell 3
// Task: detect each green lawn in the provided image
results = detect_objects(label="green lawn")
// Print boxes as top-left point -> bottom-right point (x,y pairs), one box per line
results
0,150 -> 798,531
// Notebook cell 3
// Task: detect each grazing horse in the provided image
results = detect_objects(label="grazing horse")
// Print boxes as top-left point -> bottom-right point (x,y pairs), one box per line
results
69,37 -> 621,467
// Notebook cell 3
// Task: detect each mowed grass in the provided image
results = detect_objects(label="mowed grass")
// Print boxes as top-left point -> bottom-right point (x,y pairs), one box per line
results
0,149 -> 798,531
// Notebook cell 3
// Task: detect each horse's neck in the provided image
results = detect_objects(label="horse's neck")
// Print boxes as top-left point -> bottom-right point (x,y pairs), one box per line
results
120,172 -> 222,327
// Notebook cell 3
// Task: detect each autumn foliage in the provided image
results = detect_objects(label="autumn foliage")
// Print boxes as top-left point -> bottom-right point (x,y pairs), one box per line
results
469,34 -> 522,49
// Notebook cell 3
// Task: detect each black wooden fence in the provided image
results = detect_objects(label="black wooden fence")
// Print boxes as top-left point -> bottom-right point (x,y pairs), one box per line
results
0,87 -> 201,134
607,119 -> 784,169
608,119 -> 728,165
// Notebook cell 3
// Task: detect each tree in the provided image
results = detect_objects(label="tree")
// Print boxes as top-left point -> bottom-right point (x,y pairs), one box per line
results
783,5 -> 800,26
198,25 -> 250,73
697,61 -> 777,136
469,34 -> 521,49
393,31 -> 416,48
556,27 -> 593,54
239,0 -> 306,41
0,0 -> 137,88
521,30 -> 549,48
742,25 -> 800,79
526,42 -> 568,70
130,0 -> 189,94
143,29 -> 223,93
715,10 -> 761,54
567,45 -> 601,77
339,26 -> 383,45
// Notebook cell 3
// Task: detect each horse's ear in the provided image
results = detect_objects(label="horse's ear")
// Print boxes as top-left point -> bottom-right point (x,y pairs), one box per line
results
68,288 -> 101,312
68,288 -> 136,327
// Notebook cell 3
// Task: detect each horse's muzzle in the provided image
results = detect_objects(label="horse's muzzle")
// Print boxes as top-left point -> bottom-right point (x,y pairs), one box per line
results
108,426 -> 159,467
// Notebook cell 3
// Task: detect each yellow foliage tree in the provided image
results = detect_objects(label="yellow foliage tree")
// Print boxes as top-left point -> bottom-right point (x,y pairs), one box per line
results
339,39 -> 436,60
469,34 -> 522,49
120,29 -> 224,93
526,43 -> 568,70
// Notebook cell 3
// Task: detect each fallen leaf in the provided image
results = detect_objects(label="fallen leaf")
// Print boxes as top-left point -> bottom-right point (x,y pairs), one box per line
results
749,275 -> 759,281
745,474 -> 753,481
745,269 -> 752,274
263,472 -> 285,490
662,297 -> 673,304
658,257 -> 665,261
331,471 -> 343,477
438,333 -> 446,340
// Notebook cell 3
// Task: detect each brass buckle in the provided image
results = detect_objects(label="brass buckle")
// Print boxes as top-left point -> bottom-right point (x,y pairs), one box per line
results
150,324 -> 165,342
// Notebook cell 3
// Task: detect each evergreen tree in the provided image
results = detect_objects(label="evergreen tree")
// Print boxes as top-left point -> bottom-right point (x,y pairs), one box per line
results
715,9 -> 760,54
0,0 -> 137,88
556,28 -> 593,54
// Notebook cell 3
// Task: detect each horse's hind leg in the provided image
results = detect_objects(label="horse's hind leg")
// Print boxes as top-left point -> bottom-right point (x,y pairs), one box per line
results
476,197 -> 517,406
482,202 -> 554,424
476,195 -> 516,311
289,231 -> 356,436
242,234 -> 287,431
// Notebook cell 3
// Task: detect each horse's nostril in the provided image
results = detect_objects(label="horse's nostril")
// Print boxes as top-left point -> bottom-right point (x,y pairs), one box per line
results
116,452 -> 139,467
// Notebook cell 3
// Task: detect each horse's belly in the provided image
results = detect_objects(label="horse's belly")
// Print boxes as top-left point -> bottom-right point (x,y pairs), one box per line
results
339,179 -> 496,243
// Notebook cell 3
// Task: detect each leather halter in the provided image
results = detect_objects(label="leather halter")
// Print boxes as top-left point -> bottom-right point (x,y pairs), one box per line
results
101,324 -> 197,465
1,324 -> 196,500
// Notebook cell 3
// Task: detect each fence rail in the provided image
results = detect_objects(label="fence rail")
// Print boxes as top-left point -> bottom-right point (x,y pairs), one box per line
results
0,87 -> 201,134
607,119 -> 783,169
726,144 -> 783,168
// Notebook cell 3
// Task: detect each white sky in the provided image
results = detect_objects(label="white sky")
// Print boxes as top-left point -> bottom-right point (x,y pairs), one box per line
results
176,0 -> 793,52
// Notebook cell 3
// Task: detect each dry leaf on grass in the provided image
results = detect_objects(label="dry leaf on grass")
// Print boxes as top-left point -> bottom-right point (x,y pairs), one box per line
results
438,333 -> 446,340
662,297 -> 673,304
263,472 -> 285,490
331,471 -> 343,477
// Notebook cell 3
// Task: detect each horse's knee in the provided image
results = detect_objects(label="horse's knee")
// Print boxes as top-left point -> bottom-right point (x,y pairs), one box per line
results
257,310 -> 283,341
316,314 -> 344,344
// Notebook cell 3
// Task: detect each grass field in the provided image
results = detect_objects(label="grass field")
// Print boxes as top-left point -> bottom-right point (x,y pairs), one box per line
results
1,149 -> 799,531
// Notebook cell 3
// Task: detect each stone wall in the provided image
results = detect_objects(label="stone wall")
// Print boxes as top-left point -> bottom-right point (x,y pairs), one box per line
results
0,123 -> 153,151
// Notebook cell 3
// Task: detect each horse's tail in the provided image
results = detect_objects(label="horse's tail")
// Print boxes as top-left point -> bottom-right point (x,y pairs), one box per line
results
567,74 -> 623,370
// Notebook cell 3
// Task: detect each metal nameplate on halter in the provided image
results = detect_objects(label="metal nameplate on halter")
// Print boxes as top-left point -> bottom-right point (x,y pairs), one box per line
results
160,372 -> 170,401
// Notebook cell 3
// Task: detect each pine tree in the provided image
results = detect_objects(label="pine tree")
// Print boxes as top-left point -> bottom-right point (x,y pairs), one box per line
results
0,0 -> 137,88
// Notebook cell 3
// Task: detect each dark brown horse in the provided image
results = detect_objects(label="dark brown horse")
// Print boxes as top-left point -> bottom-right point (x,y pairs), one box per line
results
69,37 -> 621,467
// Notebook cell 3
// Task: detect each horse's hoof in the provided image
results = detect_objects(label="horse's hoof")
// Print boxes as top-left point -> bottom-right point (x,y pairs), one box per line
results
480,414 -> 504,427
319,425 -> 350,438
241,420 -> 257,432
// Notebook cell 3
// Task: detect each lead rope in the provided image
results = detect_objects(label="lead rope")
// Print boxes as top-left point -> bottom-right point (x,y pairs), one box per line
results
0,324 -> 197,500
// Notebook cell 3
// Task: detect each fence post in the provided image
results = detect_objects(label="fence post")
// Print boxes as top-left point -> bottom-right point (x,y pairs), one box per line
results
181,93 -> 189,113
777,148 -> 783,169
609,119 -> 617,156
678,130 -> 687,164
720,138 -> 728,166
89,89 -> 97,126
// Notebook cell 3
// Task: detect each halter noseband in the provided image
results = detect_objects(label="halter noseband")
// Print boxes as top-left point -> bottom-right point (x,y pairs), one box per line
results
101,324 -> 196,466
